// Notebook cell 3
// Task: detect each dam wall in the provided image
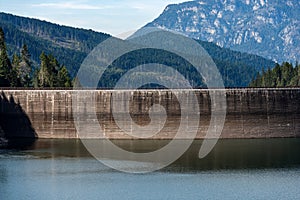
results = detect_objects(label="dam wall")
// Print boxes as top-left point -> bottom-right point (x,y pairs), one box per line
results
0,89 -> 299,139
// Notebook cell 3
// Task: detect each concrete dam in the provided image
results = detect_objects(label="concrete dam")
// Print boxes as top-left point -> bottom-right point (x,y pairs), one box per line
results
0,89 -> 299,139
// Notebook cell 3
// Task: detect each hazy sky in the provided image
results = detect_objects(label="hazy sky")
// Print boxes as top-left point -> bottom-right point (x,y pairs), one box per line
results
0,0 -> 184,36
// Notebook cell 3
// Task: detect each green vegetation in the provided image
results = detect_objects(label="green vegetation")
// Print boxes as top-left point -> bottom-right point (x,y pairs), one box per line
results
0,12 -> 110,77
11,44 -> 32,87
0,27 -> 12,87
198,40 -> 276,87
0,27 -> 72,88
96,42 -> 277,88
0,12 -> 276,87
34,52 -> 72,87
250,62 -> 300,87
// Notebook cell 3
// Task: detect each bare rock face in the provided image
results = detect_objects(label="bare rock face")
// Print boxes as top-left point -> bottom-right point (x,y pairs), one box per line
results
146,0 -> 300,63
0,89 -> 299,139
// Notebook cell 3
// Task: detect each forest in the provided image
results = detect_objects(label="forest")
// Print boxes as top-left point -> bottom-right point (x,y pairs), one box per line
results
1,23 -> 299,89
250,62 -> 300,87
0,12 -> 276,87
0,28 -> 72,88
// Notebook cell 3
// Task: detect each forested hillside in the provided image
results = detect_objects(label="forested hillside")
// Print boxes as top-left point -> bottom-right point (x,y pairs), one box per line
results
250,62 -> 300,87
0,27 -> 72,88
0,12 -> 110,77
0,12 -> 276,87
196,40 -> 276,86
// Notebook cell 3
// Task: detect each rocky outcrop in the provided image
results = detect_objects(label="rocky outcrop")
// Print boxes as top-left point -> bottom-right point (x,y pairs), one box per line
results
146,0 -> 300,63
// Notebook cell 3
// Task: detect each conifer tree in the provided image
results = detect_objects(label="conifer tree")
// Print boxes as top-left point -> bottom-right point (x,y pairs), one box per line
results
0,27 -> 12,87
19,44 -> 32,87
47,54 -> 59,87
35,52 -> 73,88
273,63 -> 281,86
58,66 -> 72,87
249,62 -> 300,87
11,53 -> 21,87
38,52 -> 51,87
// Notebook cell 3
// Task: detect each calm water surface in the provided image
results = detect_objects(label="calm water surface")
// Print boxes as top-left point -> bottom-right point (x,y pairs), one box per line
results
1,139 -> 300,200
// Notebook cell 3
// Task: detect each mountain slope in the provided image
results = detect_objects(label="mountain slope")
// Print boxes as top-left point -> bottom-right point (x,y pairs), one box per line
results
99,41 -> 275,87
0,12 -> 110,76
146,0 -> 300,63
0,12 -> 275,87
195,39 -> 275,86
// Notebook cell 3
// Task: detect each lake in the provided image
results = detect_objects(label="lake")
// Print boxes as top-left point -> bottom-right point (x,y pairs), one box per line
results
1,138 -> 300,200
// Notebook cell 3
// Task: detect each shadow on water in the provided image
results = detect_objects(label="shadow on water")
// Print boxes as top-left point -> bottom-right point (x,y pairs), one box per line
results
12,138 -> 300,172
164,138 -> 300,172
0,91 -> 37,149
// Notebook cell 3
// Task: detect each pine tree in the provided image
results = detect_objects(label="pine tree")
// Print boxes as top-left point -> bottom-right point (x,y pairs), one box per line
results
0,27 -> 12,87
19,44 -> 32,87
58,66 -> 72,87
47,54 -> 59,87
273,63 -> 281,86
11,54 -> 21,87
38,52 -> 51,87
35,52 -> 73,88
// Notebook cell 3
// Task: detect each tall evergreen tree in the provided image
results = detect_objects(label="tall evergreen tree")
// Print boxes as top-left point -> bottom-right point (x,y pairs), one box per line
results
273,63 -> 281,86
11,53 -> 21,87
0,27 -> 12,87
19,44 -> 32,87
37,52 -> 51,87
47,54 -> 59,87
58,66 -> 72,87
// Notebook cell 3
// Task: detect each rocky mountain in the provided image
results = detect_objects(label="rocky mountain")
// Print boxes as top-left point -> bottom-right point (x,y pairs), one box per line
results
146,0 -> 300,63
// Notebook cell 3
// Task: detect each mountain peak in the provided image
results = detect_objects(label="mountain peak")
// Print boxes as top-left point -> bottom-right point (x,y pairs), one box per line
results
146,0 -> 300,63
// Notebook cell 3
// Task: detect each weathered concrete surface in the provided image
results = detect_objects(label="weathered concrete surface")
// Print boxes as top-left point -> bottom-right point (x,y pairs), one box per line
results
0,89 -> 299,139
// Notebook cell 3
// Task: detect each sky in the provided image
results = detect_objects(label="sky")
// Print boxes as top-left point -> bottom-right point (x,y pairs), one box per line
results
0,0 -> 185,36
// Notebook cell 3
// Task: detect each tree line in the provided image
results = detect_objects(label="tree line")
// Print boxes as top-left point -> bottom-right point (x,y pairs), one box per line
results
250,62 -> 300,87
0,27 -> 72,88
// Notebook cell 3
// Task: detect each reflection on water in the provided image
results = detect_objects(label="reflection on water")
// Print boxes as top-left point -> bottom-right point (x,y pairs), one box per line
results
171,138 -> 300,171
2,138 -> 300,171
1,139 -> 300,200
